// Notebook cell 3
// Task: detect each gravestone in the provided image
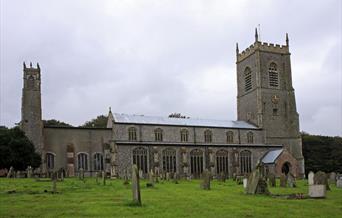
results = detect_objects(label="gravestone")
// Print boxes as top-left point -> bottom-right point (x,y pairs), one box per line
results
243,178 -> 248,189
60,170 -> 64,181
246,168 -> 270,195
52,172 -> 57,193
308,171 -> 314,186
268,173 -> 276,187
27,166 -> 32,178
166,172 -> 170,181
131,165 -> 141,206
201,169 -> 211,190
102,171 -> 106,185
173,173 -> 179,184
336,179 -> 342,188
329,172 -> 337,185
280,174 -> 286,187
146,170 -> 154,188
123,169 -> 129,185
308,185 -> 326,198
79,168 -> 84,180
219,172 -> 226,182
7,166 -> 14,178
138,169 -> 143,179
95,172 -> 99,184
314,171 -> 330,191
287,173 -> 296,188
236,176 -> 243,185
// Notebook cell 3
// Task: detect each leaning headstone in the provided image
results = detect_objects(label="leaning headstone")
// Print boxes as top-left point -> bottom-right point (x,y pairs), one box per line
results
52,172 -> 57,193
268,173 -> 276,187
287,173 -> 296,188
308,185 -> 326,198
314,171 -> 330,191
131,165 -> 141,206
200,169 -> 211,190
243,178 -> 248,189
102,171 -> 106,185
7,166 -> 14,178
146,170 -> 154,188
329,172 -> 337,185
336,179 -> 342,188
280,174 -> 286,187
308,171 -> 314,186
246,168 -> 269,195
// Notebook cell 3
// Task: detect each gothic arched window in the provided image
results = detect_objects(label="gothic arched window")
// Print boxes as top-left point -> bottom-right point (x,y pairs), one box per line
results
128,127 -> 137,141
216,150 -> 229,175
190,149 -> 204,178
180,129 -> 189,142
247,132 -> 254,144
204,130 -> 212,143
244,67 -> 252,92
240,150 -> 252,174
154,128 -> 163,142
162,148 -> 177,173
269,62 -> 279,88
77,153 -> 88,170
46,153 -> 55,170
132,147 -> 148,173
93,153 -> 104,171
226,131 -> 234,143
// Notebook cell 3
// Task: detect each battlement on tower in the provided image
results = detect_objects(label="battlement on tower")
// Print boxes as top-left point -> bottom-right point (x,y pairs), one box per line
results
237,41 -> 289,62
23,62 -> 40,74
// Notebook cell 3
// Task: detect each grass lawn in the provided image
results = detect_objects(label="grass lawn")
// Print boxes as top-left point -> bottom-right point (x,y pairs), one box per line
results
0,178 -> 341,218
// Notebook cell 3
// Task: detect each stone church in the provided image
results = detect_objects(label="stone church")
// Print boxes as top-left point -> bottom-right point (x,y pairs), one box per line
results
20,30 -> 305,179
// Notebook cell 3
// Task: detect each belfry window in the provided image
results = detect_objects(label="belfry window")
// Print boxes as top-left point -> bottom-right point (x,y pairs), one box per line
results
180,129 -> 189,142
128,127 -> 137,141
77,153 -> 88,170
93,153 -> 104,171
154,128 -> 163,141
132,147 -> 148,173
244,67 -> 252,92
269,62 -> 279,88
240,150 -> 252,174
162,148 -> 177,173
46,153 -> 55,170
190,149 -> 203,178
216,150 -> 229,175
204,130 -> 212,143
226,131 -> 234,143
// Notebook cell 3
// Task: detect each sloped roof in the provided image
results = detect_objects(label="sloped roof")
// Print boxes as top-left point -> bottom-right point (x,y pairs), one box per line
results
261,149 -> 283,164
113,113 -> 258,129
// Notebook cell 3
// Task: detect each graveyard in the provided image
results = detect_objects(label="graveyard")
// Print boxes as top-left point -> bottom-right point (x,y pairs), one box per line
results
1,177 -> 341,218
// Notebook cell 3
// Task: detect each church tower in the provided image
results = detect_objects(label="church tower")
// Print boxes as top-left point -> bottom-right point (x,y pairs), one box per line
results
236,30 -> 304,177
21,62 -> 44,155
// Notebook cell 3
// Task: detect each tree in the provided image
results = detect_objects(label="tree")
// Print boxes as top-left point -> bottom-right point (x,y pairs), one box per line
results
0,126 -> 41,170
43,119 -> 73,127
79,115 -> 108,128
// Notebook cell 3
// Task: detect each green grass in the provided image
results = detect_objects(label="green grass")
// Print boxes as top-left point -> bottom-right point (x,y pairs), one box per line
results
0,178 -> 341,218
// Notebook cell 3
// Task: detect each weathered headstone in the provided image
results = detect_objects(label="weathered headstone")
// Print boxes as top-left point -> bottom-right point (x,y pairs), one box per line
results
236,176 -> 243,185
27,166 -> 32,178
123,169 -> 129,185
268,173 -> 276,187
7,166 -> 14,178
218,172 -> 226,182
329,172 -> 337,185
52,172 -> 57,193
308,184 -> 326,198
308,171 -> 314,186
131,165 -> 141,206
95,172 -> 99,184
146,170 -> 154,188
79,168 -> 84,180
280,174 -> 286,187
173,173 -> 179,184
314,171 -> 330,191
287,173 -> 296,188
243,178 -> 248,189
246,168 -> 269,194
336,179 -> 342,188
166,172 -> 170,181
102,171 -> 106,185
201,169 -> 211,190
60,170 -> 64,181
138,169 -> 143,179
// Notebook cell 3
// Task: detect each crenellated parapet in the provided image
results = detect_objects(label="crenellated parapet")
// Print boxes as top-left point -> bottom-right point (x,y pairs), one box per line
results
237,41 -> 289,62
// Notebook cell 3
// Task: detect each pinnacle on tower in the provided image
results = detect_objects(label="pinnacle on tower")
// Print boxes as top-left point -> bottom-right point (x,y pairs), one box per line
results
255,28 -> 259,42
286,33 -> 289,46
236,43 -> 239,55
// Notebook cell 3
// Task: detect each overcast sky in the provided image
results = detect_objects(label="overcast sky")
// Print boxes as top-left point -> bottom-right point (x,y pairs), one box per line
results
1,0 -> 341,136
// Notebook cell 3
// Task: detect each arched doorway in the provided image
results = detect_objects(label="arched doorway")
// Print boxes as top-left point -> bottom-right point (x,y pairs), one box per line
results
281,162 -> 291,175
